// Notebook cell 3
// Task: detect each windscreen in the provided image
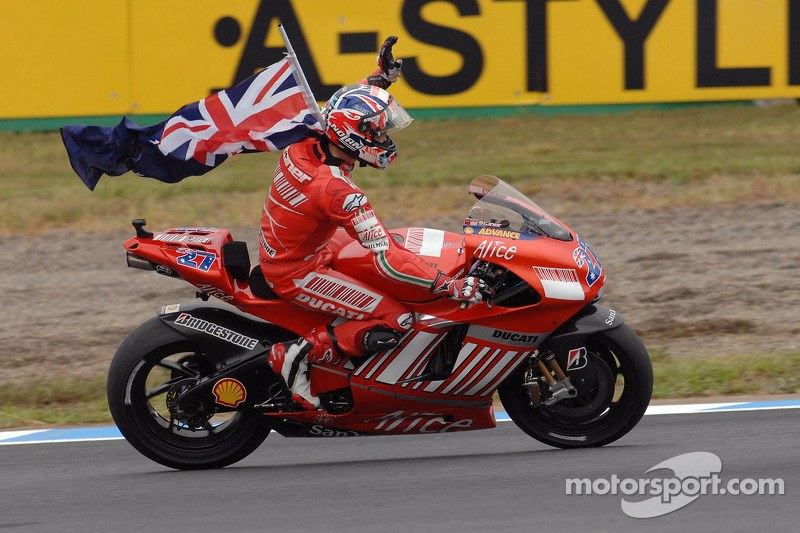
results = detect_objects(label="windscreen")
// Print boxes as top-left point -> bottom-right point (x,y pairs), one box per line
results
464,175 -> 572,241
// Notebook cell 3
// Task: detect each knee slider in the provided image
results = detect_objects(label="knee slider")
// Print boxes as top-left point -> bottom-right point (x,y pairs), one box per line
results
362,326 -> 403,354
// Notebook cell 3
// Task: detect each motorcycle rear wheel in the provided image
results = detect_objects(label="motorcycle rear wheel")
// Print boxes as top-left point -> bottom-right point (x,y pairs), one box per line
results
107,317 -> 273,470
498,323 -> 653,448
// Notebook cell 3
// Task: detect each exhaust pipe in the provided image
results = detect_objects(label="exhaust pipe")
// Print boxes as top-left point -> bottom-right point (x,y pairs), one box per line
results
126,252 -> 155,271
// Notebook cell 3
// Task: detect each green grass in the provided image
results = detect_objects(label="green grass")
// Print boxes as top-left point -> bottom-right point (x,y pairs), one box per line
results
2,103 -> 800,234
0,375 -> 110,429
651,349 -> 800,398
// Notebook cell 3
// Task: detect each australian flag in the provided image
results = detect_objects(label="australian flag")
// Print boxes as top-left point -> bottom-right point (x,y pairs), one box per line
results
61,58 -> 323,191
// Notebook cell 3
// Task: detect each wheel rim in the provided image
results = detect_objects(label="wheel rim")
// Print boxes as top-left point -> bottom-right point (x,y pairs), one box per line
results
516,336 -> 641,440
125,343 -> 254,448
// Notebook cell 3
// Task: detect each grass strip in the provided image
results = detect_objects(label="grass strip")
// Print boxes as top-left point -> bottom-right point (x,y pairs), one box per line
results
2,103 -> 800,235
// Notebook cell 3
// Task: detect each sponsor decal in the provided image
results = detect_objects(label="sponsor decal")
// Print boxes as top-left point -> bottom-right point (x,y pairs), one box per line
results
195,283 -> 234,302
308,425 -> 363,437
296,294 -> 367,319
359,226 -> 387,242
463,226 -> 475,234
213,378 -> 247,407
176,248 -> 216,272
573,235 -> 603,287
351,208 -> 378,229
566,347 -> 589,371
605,308 -> 618,326
474,239 -> 517,260
397,312 -> 414,330
466,325 -> 543,347
533,266 -> 585,301
342,193 -> 367,211
366,410 -> 474,433
351,208 -> 389,251
330,124 -> 364,153
476,227 -> 522,240
158,304 -> 181,315
281,149 -> 312,183
173,313 -> 259,350
259,228 -> 276,258
317,347 -> 336,364
313,413 -> 333,425
463,218 -> 505,228
155,264 -> 177,277
492,330 -> 539,344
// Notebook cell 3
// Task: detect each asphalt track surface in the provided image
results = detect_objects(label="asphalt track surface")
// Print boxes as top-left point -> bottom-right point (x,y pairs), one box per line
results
2,409 -> 798,533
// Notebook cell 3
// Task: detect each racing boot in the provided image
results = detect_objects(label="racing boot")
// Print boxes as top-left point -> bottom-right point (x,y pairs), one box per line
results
267,328 -> 342,410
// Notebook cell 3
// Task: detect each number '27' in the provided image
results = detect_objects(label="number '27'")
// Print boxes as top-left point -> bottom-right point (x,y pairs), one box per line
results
177,249 -> 216,272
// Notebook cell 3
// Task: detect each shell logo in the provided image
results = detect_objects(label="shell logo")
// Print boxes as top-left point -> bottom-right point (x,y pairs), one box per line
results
212,378 -> 246,407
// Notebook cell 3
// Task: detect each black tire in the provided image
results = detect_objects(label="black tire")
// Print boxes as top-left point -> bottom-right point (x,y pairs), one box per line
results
107,317 -> 273,470
498,324 -> 653,448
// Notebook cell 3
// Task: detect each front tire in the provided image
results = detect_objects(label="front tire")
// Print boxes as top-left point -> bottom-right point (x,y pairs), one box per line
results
107,317 -> 273,470
498,324 -> 653,448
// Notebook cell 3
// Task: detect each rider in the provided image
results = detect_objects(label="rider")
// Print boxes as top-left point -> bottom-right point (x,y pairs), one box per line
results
260,37 -> 486,410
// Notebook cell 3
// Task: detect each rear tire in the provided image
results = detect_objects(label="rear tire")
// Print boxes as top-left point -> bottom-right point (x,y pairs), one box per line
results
107,317 -> 273,469
498,324 -> 652,448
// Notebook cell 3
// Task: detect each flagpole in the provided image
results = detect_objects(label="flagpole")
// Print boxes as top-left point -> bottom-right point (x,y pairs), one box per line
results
278,24 -> 326,127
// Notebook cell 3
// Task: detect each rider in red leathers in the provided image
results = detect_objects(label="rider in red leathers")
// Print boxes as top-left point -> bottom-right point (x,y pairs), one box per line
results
260,37 -> 486,410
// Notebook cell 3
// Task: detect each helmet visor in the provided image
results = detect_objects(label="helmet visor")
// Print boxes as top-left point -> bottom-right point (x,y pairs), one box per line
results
363,96 -> 414,136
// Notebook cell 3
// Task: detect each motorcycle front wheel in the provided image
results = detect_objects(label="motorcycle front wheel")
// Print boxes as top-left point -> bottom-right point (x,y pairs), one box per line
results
498,323 -> 653,448
107,317 -> 274,470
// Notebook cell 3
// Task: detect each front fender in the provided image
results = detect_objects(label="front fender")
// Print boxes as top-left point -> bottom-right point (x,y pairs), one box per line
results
157,301 -> 295,366
543,304 -> 623,358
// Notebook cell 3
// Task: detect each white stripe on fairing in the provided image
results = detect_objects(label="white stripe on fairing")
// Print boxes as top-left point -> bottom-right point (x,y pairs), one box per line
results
450,349 -> 503,396
419,229 -> 445,257
362,349 -> 396,380
422,343 -> 478,393
439,347 -> 494,395
539,279 -> 585,301
401,336 -> 446,387
375,331 -> 440,385
463,351 -> 525,396
474,352 -> 530,397
405,228 -> 445,258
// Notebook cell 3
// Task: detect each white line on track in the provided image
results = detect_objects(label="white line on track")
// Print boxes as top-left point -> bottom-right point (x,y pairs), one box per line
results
2,399 -> 799,446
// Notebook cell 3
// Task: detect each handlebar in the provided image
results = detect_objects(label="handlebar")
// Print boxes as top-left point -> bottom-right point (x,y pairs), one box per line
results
459,283 -> 494,310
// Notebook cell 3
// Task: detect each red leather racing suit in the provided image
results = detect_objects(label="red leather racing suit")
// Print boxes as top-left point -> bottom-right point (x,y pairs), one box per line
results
258,136 -> 440,356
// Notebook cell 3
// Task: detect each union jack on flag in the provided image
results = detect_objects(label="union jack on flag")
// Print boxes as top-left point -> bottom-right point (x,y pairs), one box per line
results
61,58 -> 324,191
158,58 -> 323,166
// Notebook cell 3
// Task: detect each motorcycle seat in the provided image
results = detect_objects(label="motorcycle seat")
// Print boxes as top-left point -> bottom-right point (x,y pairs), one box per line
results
249,265 -> 281,300
221,241 -> 280,300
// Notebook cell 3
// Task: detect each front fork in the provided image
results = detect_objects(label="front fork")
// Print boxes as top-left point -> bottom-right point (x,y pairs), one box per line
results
523,349 -> 578,407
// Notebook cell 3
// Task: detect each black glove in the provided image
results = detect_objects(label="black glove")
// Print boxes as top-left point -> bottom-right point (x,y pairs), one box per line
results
367,36 -> 403,88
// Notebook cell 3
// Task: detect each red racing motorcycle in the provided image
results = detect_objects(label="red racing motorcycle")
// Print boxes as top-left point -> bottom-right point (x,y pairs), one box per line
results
107,175 -> 653,469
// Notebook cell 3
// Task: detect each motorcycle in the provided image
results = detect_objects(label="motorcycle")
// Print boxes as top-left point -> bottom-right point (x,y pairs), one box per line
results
107,175 -> 653,470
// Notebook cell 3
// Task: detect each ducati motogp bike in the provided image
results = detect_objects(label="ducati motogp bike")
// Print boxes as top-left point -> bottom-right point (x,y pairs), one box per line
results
107,175 -> 653,469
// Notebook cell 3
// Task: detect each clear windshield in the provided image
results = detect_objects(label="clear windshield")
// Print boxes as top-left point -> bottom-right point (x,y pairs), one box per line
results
464,175 -> 572,241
